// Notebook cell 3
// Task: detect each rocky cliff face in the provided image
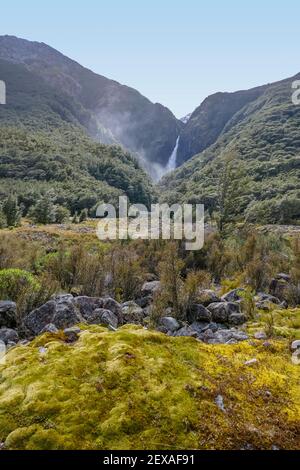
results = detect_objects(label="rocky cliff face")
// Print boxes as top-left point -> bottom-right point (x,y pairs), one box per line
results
0,35 -> 183,176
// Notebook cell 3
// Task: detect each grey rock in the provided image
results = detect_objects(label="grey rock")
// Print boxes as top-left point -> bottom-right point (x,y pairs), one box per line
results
215,394 -> 226,412
256,293 -> 281,304
75,296 -> 123,324
198,328 -> 216,342
244,358 -> 258,366
254,331 -> 267,340
40,323 -> 59,334
160,316 -> 180,333
141,281 -> 161,296
108,324 -> 117,332
275,273 -> 291,281
269,278 -> 290,301
207,302 -> 240,323
7,341 -> 17,349
121,301 -> 144,324
135,296 -> 152,308
231,330 -> 249,341
207,338 -> 223,344
87,308 -> 118,329
291,340 -> 300,351
0,327 -> 19,345
291,350 -> 300,365
190,321 -> 210,334
228,313 -> 247,325
198,289 -> 221,306
255,300 -> 274,311
24,296 -> 83,335
63,326 -> 81,343
203,322 -> 220,333
279,300 -> 288,309
0,301 -> 17,328
173,325 -> 198,337
200,328 -> 248,344
187,304 -> 211,323
221,288 -> 245,303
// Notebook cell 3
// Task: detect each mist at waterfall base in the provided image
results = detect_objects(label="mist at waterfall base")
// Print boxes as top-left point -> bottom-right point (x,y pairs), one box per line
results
145,136 -> 180,182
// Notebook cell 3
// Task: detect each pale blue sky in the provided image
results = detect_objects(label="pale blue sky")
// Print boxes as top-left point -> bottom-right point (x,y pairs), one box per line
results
1,0 -> 299,117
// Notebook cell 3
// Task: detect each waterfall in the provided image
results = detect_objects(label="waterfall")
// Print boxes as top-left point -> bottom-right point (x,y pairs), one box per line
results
166,136 -> 180,171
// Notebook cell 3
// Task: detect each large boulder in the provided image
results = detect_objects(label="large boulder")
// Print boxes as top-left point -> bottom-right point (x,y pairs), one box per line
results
0,327 -> 19,345
159,316 -> 180,333
269,277 -> 290,302
228,313 -> 247,326
74,296 -> 123,325
189,321 -> 210,334
84,308 -> 118,328
141,281 -> 161,297
197,289 -> 221,306
135,296 -> 152,308
255,292 -> 281,310
0,301 -> 17,328
187,304 -> 211,323
207,302 -> 240,323
121,301 -> 144,324
173,325 -> 198,338
24,294 -> 83,335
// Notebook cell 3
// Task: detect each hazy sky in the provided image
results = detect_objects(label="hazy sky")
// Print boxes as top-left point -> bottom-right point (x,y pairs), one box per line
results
1,0 -> 299,117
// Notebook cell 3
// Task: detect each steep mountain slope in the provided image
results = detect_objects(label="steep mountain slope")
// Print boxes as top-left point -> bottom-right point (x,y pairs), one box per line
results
0,35 -> 182,176
176,86 -> 268,165
0,58 -> 155,212
161,74 -> 300,224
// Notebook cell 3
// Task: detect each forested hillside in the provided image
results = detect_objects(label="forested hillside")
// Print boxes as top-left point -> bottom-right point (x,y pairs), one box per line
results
161,75 -> 300,225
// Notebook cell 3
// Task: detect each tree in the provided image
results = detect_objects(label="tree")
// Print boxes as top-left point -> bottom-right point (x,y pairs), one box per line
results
216,150 -> 248,234
2,195 -> 21,227
157,242 -> 185,319
55,205 -> 70,224
79,208 -> 88,223
30,192 -> 56,224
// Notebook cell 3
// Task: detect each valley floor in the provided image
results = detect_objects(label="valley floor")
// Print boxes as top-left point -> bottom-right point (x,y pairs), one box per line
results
0,223 -> 299,450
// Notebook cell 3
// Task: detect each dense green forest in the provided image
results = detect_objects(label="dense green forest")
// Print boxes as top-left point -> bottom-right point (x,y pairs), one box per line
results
0,126 -> 155,216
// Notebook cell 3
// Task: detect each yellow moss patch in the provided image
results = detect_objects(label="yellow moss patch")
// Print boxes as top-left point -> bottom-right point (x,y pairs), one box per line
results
0,326 -> 299,450
248,308 -> 300,340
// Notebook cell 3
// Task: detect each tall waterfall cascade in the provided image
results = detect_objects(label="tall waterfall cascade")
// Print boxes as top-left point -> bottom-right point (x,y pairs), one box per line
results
166,136 -> 180,171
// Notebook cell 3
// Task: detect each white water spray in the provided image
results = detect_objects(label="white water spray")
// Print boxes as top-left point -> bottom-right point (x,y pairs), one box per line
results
166,136 -> 180,171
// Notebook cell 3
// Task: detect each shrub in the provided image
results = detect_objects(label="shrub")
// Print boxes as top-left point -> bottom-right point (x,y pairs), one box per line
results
2,195 -> 21,227
108,245 -> 143,302
0,268 -> 40,301
0,268 -> 44,326
44,244 -> 106,297
29,192 -> 56,224
54,205 -> 70,224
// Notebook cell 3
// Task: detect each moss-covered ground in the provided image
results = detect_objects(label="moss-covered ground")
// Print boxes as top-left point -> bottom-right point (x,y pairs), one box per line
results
0,325 -> 299,450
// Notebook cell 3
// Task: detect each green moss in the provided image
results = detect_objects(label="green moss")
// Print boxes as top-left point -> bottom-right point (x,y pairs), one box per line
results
0,326 -> 299,450
248,308 -> 300,340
